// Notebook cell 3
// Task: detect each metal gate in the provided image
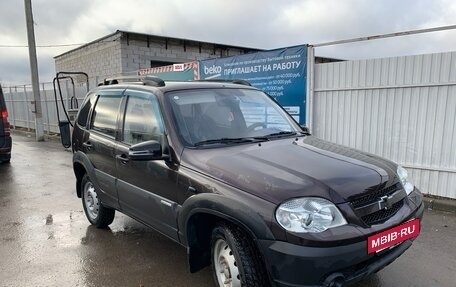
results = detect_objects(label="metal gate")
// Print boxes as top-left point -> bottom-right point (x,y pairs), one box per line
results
3,81 -> 88,134
312,51 -> 456,199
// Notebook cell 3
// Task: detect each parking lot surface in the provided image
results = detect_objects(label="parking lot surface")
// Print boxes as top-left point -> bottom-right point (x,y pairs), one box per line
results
0,134 -> 455,287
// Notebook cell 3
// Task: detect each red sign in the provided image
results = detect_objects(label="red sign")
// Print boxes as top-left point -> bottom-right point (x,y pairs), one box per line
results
173,64 -> 185,72
368,218 -> 420,254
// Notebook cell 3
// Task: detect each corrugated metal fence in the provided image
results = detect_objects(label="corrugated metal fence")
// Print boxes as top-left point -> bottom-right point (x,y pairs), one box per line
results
313,51 -> 456,199
3,81 -> 88,134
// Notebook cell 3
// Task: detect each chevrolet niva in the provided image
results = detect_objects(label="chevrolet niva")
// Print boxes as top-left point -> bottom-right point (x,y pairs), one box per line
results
71,76 -> 423,287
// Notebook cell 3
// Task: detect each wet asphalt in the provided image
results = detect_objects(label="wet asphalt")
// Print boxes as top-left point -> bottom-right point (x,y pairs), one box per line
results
0,134 -> 455,287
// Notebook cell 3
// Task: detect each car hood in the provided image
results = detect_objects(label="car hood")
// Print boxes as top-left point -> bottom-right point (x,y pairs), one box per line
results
181,136 -> 399,205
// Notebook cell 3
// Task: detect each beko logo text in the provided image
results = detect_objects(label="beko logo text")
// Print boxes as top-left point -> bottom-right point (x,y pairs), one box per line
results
204,65 -> 222,74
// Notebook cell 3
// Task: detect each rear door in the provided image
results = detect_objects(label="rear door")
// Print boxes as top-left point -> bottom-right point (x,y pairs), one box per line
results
115,89 -> 179,240
85,89 -> 124,208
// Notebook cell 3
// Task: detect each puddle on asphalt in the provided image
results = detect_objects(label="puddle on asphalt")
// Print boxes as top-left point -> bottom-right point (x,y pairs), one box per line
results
45,214 -> 53,225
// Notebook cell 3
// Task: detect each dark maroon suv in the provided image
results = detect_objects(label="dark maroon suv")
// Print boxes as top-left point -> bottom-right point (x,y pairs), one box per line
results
71,76 -> 423,287
0,84 -> 12,163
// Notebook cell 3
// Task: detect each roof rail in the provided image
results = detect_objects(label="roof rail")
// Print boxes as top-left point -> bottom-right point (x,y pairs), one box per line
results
98,75 -> 140,86
98,75 -> 165,87
195,79 -> 252,86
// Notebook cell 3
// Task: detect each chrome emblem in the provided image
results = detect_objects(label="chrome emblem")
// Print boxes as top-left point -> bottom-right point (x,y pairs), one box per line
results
378,195 -> 393,210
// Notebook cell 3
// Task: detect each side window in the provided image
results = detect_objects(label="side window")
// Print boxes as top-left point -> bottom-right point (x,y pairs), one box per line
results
123,92 -> 164,145
91,94 -> 122,137
77,92 -> 95,127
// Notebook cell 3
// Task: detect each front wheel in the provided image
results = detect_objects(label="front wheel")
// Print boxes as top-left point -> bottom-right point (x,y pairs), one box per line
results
81,174 -> 115,228
211,223 -> 270,287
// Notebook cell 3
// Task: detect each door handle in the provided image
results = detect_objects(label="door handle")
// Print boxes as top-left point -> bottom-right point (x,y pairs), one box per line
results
116,154 -> 129,164
82,142 -> 92,151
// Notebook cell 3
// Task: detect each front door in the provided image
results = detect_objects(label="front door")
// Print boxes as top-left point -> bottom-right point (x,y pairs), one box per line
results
115,89 -> 179,240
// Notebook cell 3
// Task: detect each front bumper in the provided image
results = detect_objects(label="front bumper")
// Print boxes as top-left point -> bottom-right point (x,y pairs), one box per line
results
259,202 -> 424,287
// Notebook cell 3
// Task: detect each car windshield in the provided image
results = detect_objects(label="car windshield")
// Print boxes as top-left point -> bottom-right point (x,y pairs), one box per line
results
167,88 -> 300,146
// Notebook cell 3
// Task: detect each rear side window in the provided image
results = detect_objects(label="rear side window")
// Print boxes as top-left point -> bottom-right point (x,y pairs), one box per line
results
91,94 -> 122,137
77,93 -> 95,127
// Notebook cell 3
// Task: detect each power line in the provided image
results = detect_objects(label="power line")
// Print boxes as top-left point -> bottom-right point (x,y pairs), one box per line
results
313,24 -> 456,47
0,43 -> 86,48
0,39 -> 117,48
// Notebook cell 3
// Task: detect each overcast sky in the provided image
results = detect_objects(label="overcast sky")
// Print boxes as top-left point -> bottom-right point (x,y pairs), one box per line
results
1,0 -> 456,85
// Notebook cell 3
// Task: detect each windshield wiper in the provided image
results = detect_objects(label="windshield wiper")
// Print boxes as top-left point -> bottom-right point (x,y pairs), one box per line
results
264,131 -> 299,138
194,137 -> 268,147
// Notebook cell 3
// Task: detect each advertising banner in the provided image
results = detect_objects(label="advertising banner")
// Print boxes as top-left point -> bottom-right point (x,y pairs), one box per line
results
199,45 -> 307,124
138,61 -> 198,80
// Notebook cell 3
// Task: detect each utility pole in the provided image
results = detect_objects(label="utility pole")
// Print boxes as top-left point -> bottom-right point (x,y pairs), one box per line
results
24,0 -> 44,141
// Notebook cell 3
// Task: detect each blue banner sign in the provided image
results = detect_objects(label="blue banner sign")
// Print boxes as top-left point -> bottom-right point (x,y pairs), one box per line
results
199,45 -> 307,124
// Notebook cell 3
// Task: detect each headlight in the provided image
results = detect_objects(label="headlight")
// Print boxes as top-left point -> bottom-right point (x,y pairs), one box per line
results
397,166 -> 415,195
275,197 -> 347,233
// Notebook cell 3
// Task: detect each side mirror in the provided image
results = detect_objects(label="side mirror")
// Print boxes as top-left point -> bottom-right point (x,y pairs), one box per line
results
128,140 -> 168,161
300,125 -> 311,135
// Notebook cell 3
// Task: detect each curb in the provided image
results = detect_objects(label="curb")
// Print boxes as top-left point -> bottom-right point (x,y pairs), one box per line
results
12,129 -> 61,142
423,195 -> 456,213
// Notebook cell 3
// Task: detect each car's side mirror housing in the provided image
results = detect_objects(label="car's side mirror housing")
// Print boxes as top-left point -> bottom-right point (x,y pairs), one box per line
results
128,140 -> 169,161
300,125 -> 311,135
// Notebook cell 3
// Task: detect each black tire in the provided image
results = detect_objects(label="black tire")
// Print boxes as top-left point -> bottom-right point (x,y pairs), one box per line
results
211,223 -> 270,287
81,174 -> 115,228
0,156 -> 11,164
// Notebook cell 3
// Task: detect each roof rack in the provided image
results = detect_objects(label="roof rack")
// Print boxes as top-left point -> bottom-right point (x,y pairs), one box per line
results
98,75 -> 165,87
195,79 -> 252,86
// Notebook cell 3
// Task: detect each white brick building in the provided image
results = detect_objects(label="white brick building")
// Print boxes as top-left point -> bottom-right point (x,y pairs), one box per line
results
54,30 -> 261,87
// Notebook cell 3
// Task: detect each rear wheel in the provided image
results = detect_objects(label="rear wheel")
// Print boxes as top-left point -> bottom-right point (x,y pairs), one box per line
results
81,174 -> 115,228
211,223 -> 269,287
0,156 -> 10,164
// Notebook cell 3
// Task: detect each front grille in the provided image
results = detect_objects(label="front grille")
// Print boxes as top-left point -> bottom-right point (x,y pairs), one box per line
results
361,199 -> 404,225
349,182 -> 406,226
350,182 -> 401,208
